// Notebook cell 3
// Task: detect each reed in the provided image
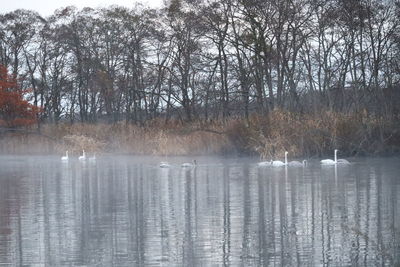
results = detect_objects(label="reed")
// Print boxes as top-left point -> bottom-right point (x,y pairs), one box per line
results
0,110 -> 398,157
235,110 -> 400,159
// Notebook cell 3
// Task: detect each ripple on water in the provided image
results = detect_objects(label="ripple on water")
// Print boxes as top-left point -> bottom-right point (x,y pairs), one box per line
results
0,156 -> 399,265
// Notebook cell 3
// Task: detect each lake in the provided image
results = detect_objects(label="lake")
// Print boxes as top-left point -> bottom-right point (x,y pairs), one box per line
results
0,155 -> 399,266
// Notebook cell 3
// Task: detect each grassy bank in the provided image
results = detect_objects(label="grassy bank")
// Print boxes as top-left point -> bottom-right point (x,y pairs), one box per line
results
1,110 -> 399,158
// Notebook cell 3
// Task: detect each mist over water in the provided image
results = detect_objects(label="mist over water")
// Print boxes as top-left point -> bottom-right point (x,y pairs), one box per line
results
0,155 -> 399,266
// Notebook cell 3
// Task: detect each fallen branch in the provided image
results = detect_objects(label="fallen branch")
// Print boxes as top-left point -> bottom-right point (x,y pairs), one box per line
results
172,127 -> 226,135
0,127 -> 59,143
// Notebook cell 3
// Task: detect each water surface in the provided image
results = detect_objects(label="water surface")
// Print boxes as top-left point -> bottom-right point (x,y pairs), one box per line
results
0,155 -> 399,266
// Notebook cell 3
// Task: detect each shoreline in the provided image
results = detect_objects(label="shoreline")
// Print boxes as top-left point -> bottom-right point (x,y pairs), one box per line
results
1,111 -> 399,158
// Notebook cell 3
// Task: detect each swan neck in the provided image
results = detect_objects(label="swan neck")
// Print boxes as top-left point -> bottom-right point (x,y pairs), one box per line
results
334,150 -> 337,163
285,154 -> 287,165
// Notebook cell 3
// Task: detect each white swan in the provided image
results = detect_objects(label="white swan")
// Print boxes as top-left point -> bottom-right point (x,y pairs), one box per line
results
159,161 -> 171,168
89,153 -> 96,162
257,160 -> 272,167
289,159 -> 307,167
288,160 -> 302,166
78,150 -> 86,161
272,151 -> 288,167
182,160 -> 196,168
61,151 -> 69,162
321,149 -> 338,165
337,158 -> 350,164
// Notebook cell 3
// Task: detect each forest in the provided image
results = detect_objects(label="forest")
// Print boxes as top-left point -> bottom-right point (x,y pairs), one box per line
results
0,0 -> 399,157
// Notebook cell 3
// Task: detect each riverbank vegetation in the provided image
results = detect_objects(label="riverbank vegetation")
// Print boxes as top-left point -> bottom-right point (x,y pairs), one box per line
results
0,0 -> 399,157
1,110 -> 399,157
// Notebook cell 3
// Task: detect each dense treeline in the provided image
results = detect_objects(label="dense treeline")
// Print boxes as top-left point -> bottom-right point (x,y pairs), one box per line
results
0,0 -> 399,125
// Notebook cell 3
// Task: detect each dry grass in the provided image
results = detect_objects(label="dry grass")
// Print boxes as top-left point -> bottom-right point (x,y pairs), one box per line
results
0,110 -> 398,157
0,121 -> 231,156
238,110 -> 400,159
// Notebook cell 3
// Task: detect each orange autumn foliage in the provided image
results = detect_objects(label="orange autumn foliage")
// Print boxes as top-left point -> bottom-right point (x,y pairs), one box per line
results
0,65 -> 41,127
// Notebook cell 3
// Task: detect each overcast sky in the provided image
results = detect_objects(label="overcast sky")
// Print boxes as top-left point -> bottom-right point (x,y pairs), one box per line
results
2,0 -> 164,16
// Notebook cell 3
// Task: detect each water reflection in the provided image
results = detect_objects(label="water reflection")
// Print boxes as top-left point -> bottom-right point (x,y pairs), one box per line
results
0,156 -> 399,266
